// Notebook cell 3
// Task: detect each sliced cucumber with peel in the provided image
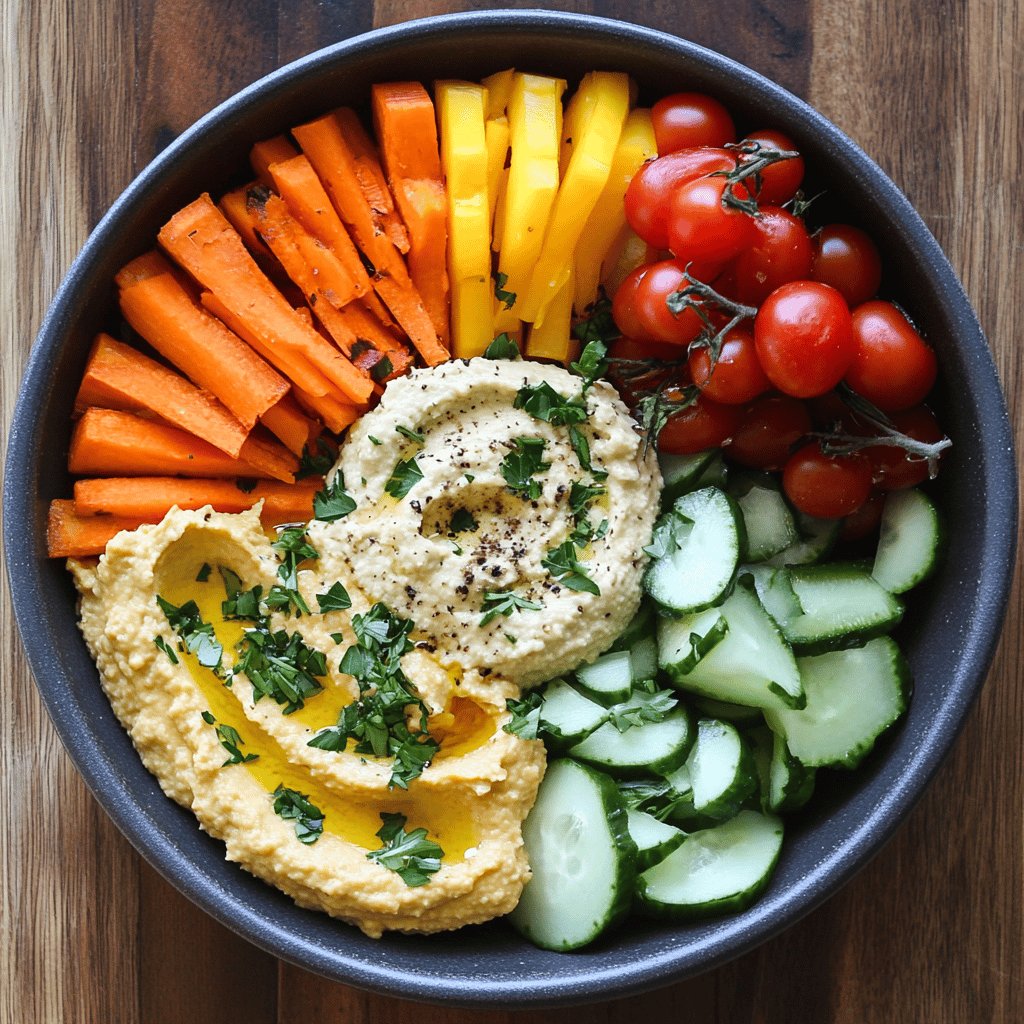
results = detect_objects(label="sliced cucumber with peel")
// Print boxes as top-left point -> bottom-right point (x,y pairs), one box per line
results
872,488 -> 941,594
609,599 -> 656,653
657,608 -> 729,677
626,808 -> 686,871
767,729 -> 816,813
629,635 -> 659,683
568,705 -> 694,778
729,472 -> 799,562
574,650 -> 633,706
692,695 -> 763,725
658,449 -> 718,506
537,678 -> 607,747
765,511 -> 840,567
686,718 -> 758,820
637,810 -> 784,921
510,759 -> 637,951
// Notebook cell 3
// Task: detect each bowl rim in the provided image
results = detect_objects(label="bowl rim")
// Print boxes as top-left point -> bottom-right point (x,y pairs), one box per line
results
4,8 -> 1018,1008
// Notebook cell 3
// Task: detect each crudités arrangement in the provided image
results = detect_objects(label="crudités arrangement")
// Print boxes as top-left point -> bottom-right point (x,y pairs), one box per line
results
47,70 -> 948,950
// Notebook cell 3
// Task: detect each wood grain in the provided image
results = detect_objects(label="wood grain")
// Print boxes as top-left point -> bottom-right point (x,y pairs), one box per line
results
2,1 -> 1021,1022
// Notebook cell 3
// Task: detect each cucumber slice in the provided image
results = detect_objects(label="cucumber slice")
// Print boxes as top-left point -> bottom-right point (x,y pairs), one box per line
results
657,608 -> 729,676
729,472 -> 799,562
661,584 -> 804,713
626,808 -> 686,870
742,564 -> 803,629
643,487 -> 744,616
765,510 -> 840,567
637,810 -> 784,921
609,599 -> 656,652
764,637 -> 910,769
767,730 -> 816,812
538,678 -> 607,747
658,449 -> 718,506
656,764 -> 722,832
782,564 -> 904,654
629,635 -> 659,683
574,650 -> 633,706
691,696 -> 762,725
686,718 -> 758,820
872,488 -> 941,594
568,705 -> 694,778
744,725 -> 774,810
510,759 -> 637,950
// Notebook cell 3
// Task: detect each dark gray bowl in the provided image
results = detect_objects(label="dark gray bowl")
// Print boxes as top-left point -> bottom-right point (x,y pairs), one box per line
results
4,9 -> 1017,1009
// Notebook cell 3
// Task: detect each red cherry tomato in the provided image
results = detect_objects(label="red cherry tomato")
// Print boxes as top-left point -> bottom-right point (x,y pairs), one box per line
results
839,491 -> 885,543
668,176 -> 756,266
726,393 -> 812,470
733,206 -> 814,305
658,393 -> 743,454
866,405 -> 945,490
624,149 -> 735,249
754,281 -> 855,398
652,92 -> 736,154
782,443 -> 873,519
846,301 -> 938,412
812,224 -> 882,307
688,326 -> 771,405
612,261 -> 704,346
740,128 -> 805,205
607,337 -> 689,363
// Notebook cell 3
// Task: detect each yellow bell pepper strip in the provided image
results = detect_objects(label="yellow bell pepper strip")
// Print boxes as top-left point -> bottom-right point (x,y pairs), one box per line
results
485,115 -> 510,232
600,225 -> 657,298
574,107 -> 657,314
518,72 -> 631,328
525,265 -> 576,363
482,68 -> 516,120
436,80 -> 493,358
494,73 -> 566,334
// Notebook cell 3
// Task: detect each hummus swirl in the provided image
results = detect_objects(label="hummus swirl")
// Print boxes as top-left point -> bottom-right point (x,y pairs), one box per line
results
314,358 -> 661,687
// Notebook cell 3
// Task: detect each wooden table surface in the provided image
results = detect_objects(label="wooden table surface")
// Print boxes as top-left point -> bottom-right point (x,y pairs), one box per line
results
2,1 -> 1022,1021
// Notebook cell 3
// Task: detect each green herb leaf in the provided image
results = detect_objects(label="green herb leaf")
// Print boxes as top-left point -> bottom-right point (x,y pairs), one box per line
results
500,436 -> 550,500
503,692 -> 543,739
153,635 -> 179,665
493,272 -> 517,310
156,596 -> 223,672
643,512 -> 691,560
366,812 -> 444,887
234,626 -> 327,714
570,339 -> 609,388
368,435 -> 382,446
483,332 -> 521,359
385,456 -> 423,500
395,424 -> 425,443
571,296 -> 621,347
202,711 -> 259,765
541,540 -> 600,596
195,563 -> 212,583
296,438 -> 337,481
569,480 -> 606,517
272,784 -> 324,844
479,590 -> 543,627
314,472 -> 357,523
369,355 -> 394,384
316,581 -> 352,613
514,382 -> 588,426
607,689 -> 678,733
449,507 -> 478,534
270,527 -> 318,617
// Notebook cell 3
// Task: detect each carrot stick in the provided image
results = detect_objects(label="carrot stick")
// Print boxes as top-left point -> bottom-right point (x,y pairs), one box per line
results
47,500 -> 149,558
69,408 -> 290,479
333,107 -> 410,254
218,185 -> 276,263
371,82 -> 443,180
335,302 -> 414,376
250,135 -> 299,183
291,386 -> 362,434
74,477 -> 322,525
118,260 -> 289,429
236,432 -> 299,483
114,251 -> 177,290
260,394 -> 321,456
158,194 -> 373,405
75,334 -> 250,459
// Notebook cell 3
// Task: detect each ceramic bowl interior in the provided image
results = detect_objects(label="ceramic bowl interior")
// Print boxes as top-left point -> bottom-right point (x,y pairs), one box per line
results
4,10 -> 1017,1009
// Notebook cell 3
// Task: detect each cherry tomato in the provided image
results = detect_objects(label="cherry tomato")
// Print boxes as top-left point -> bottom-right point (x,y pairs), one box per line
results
688,326 -> 770,405
812,224 -> 882,307
732,206 -> 814,305
652,92 -> 736,154
782,443 -> 873,519
612,261 -> 704,345
865,405 -> 945,490
668,176 -> 756,266
624,149 -> 735,249
740,128 -> 804,205
839,491 -> 885,543
659,393 -> 743,454
845,301 -> 938,412
726,393 -> 812,470
607,337 -> 689,363
754,281 -> 855,398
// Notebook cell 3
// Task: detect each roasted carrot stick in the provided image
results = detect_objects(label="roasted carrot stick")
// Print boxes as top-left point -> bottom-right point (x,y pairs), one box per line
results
47,500 -> 150,559
118,257 -> 289,430
260,394 -> 321,456
291,386 -> 362,435
218,185 -> 277,263
158,194 -> 373,405
75,334 -> 251,459
74,477 -> 321,524
250,135 -> 299,183
114,251 -> 178,290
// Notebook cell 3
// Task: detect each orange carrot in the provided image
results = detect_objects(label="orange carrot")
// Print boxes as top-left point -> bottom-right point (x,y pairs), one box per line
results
250,135 -> 299,183
114,250 -> 178,290
118,258 -> 289,429
292,386 -> 362,434
47,499 -> 149,558
335,302 -> 415,377
69,408 -> 291,479
158,194 -> 373,405
219,185 -> 276,263
236,432 -> 299,483
334,107 -> 410,254
75,334 -> 251,458
260,394 -> 321,456
74,477 -> 322,525
371,82 -> 442,180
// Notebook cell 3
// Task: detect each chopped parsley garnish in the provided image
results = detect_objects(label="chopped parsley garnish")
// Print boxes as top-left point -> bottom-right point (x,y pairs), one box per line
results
366,812 -> 443,887
464,472 -> 475,483
449,507 -> 478,534
269,526 -> 318,616
296,438 -> 337,480
201,710 -> 258,765
643,512 -> 691,560
385,456 -> 424,500
395,424 -> 425,443
607,689 -> 678,733
272,784 -> 324,844
541,540 -> 600,595
617,778 -> 691,822
503,692 -> 544,739
569,515 -> 609,549
153,635 -> 179,665
235,627 -> 327,713
513,382 -> 588,426
505,633 -> 517,645
313,472 -> 356,522
220,567 -> 263,620
316,581 -> 352,613
195,563 -> 212,583
307,603 -> 437,790
493,271 -> 517,310
483,332 -> 521,359
500,436 -> 550,500
368,435 -> 382,446
450,541 -> 463,555
369,355 -> 394,383
569,480 -> 606,517
570,339 -> 609,388
156,596 -> 223,672
479,590 -> 543,627
571,297 -> 620,347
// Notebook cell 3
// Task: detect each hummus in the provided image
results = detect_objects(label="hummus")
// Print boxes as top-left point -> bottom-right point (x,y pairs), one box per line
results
70,358 -> 660,937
